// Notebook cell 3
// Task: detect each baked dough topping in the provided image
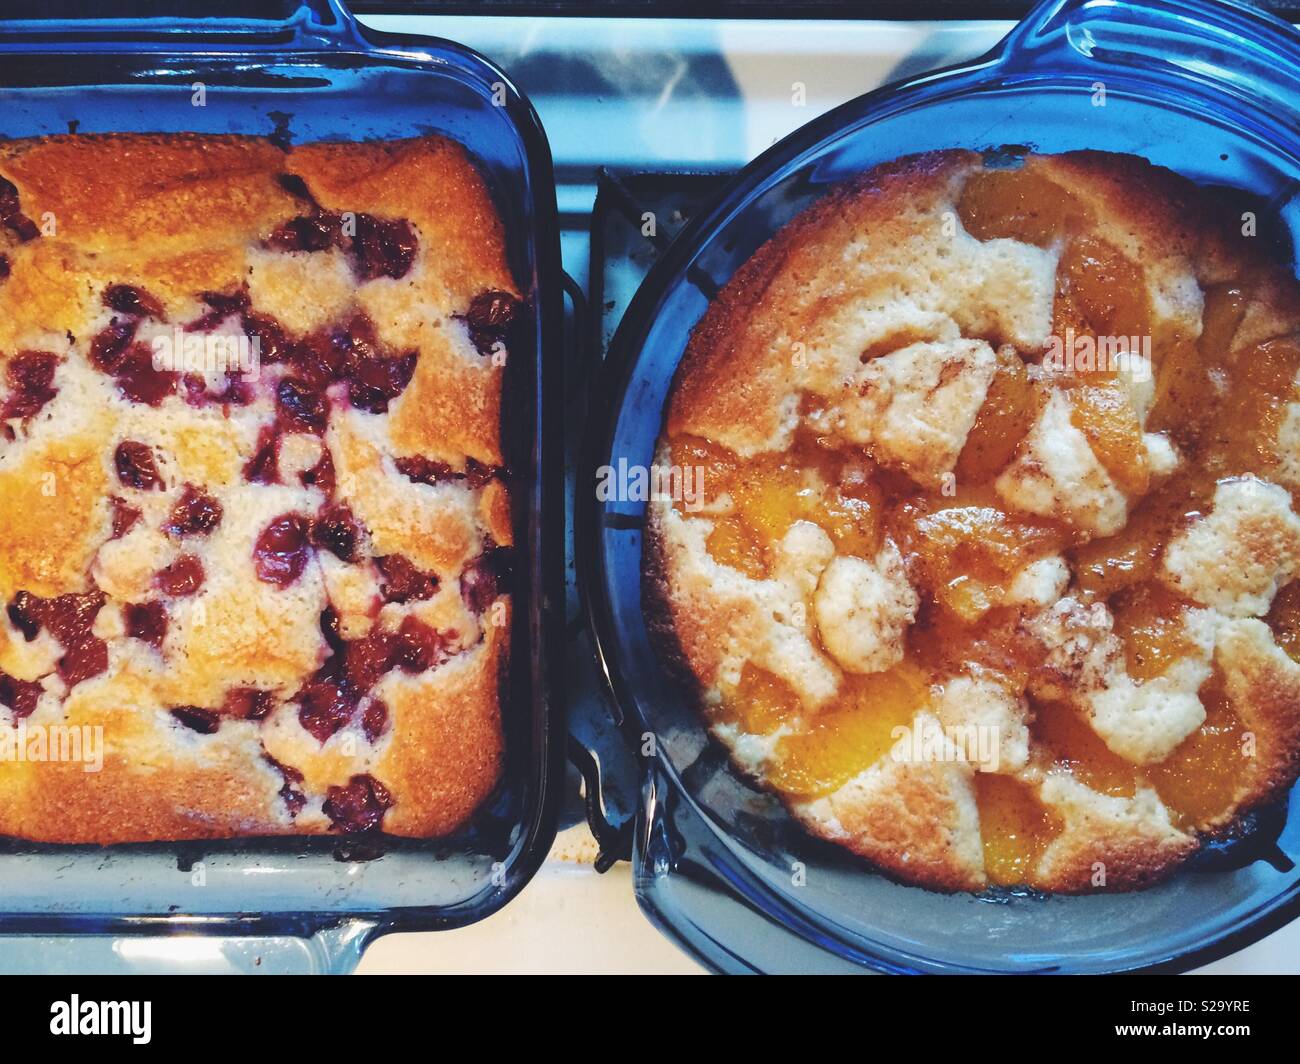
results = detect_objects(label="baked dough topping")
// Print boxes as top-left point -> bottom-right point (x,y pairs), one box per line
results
0,134 -> 518,842
648,151 -> 1300,892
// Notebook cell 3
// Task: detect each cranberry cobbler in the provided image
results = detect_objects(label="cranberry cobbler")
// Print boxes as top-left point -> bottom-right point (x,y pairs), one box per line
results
0,134 -> 519,841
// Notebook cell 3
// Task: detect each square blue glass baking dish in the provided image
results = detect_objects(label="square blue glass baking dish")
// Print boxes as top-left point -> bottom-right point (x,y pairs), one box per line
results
578,0 -> 1300,973
0,0 -> 565,973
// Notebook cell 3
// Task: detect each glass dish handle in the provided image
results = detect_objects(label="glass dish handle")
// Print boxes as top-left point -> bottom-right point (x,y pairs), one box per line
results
0,0 -> 364,48
0,920 -> 377,975
998,0 -> 1300,121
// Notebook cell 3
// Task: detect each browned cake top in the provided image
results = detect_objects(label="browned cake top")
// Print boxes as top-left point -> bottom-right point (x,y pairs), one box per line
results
0,134 -> 520,842
648,150 -> 1300,892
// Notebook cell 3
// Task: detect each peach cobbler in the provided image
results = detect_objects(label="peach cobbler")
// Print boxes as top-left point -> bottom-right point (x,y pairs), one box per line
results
646,150 -> 1300,892
0,134 -> 518,842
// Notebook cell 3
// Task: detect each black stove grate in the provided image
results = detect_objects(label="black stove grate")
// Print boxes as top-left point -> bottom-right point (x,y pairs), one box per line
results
563,168 -> 736,867
589,168 -> 733,360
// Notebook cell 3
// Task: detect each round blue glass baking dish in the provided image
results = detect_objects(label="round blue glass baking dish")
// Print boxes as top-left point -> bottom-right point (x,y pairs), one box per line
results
579,0 -> 1300,974
0,0 -> 565,973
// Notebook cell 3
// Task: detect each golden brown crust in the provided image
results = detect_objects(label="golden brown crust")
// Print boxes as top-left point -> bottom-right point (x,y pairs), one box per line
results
0,433 -> 111,601
285,137 -> 515,306
0,133 -> 516,843
1219,619 -> 1300,812
0,134 -> 295,255
376,615 -> 508,837
0,241 -> 97,353
645,501 -> 763,697
1035,826 -> 1198,894
641,502 -> 722,708
291,137 -> 516,467
0,723 -> 291,846
389,324 -> 505,468
1032,773 -> 1198,893
667,151 -> 981,455
801,749 -> 986,893
328,411 -> 480,575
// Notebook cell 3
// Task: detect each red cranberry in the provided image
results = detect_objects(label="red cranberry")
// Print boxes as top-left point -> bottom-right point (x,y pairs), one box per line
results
395,455 -> 498,489
394,455 -> 455,485
347,352 -> 416,414
323,773 -> 393,833
181,374 -> 208,405
462,546 -> 513,615
309,504 -> 359,562
287,315 -> 416,413
217,375 -> 254,407
393,615 -> 446,673
242,311 -> 288,365
344,313 -> 380,357
115,441 -> 163,491
186,289 -> 250,332
297,676 -> 356,743
59,634 -> 108,687
301,445 -> 335,497
103,284 -> 164,320
163,484 -> 223,537
155,554 -> 205,596
109,497 -> 142,539
254,513 -> 311,588
171,706 -> 220,734
0,671 -> 41,717
376,555 -> 438,604
89,318 -> 138,371
40,591 -> 106,646
277,376 -> 329,433
265,753 -> 306,816
223,686 -> 276,721
465,459 -> 499,490
461,290 -> 522,357
13,590 -> 109,687
113,343 -> 178,406
198,289 -> 250,315
267,213 -> 341,253
7,592 -> 42,640
361,698 -> 388,743
292,328 -> 357,389
320,606 -> 346,654
350,215 -> 417,281
244,426 -> 281,484
276,173 -> 314,201
8,216 -> 37,243
2,350 -> 59,421
124,600 -> 168,648
343,630 -> 396,694
0,179 -> 20,220
0,178 -> 38,243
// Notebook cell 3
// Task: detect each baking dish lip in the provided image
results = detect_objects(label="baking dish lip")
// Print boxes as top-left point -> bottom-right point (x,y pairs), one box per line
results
0,0 -> 566,944
578,0 -> 1300,973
